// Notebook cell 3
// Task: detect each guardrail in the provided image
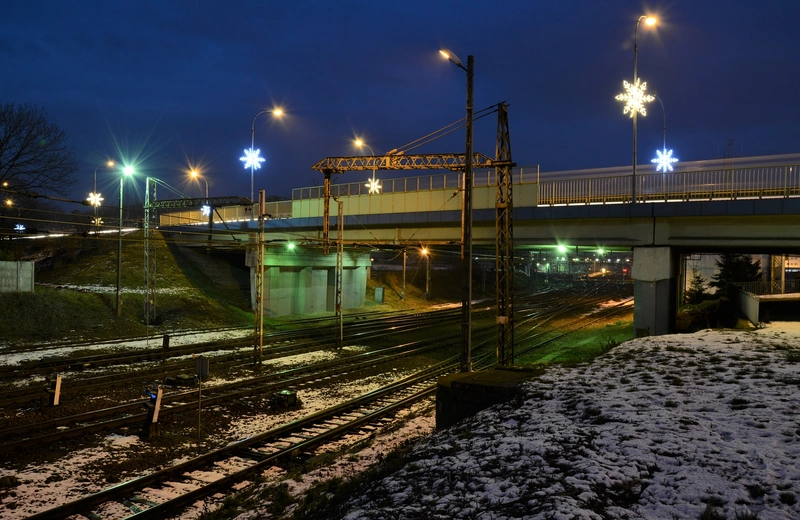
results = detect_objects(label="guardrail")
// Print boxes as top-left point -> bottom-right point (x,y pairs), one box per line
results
539,164 -> 800,205
735,280 -> 800,295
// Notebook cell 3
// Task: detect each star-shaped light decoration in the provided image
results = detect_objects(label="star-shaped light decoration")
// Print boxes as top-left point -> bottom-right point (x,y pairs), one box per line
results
87,192 -> 103,207
615,79 -> 655,117
14,224 -> 25,233
201,205 -> 212,217
365,176 -> 382,194
93,217 -> 103,226
240,148 -> 265,170
652,148 -> 678,172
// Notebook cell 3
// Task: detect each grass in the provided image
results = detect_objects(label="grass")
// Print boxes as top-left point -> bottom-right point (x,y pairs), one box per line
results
0,231 -> 253,343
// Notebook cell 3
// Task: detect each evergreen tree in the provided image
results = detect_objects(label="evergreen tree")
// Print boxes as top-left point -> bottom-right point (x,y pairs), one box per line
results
685,268 -> 709,304
710,253 -> 762,293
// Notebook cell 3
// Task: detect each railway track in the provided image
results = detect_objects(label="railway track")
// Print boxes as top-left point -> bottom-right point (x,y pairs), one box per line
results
14,285 -> 634,519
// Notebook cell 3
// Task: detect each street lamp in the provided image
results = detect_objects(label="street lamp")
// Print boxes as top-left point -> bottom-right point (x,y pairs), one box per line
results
616,15 -> 657,203
651,95 -> 678,172
191,169 -> 214,252
116,165 -> 134,316
89,160 -> 114,234
440,47 -> 474,373
355,139 -> 382,194
190,169 -> 209,200
241,108 -> 283,204
421,246 -> 431,300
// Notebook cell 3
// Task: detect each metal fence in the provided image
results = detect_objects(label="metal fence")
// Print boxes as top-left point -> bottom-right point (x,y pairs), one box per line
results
735,280 -> 800,295
291,167 -> 540,201
539,164 -> 800,205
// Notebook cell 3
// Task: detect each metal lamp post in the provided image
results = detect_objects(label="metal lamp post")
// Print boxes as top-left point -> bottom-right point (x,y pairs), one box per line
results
190,169 -> 209,200
355,139 -> 382,194
90,160 -> 113,233
243,108 -> 283,203
440,48 -> 474,373
617,15 -> 657,204
116,165 -> 134,316
190,169 -> 213,253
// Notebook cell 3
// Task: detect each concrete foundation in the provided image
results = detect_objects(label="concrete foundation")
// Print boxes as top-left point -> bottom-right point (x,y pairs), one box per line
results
436,369 -> 541,430
632,246 -> 677,337
0,261 -> 34,293
246,246 -> 370,317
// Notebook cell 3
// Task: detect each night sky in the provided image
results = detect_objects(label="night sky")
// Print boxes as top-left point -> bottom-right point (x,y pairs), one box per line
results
2,1 -> 799,205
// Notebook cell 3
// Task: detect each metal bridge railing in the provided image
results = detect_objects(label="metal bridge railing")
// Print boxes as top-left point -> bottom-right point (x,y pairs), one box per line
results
538,164 -> 800,205
291,167 -> 540,201
735,280 -> 800,295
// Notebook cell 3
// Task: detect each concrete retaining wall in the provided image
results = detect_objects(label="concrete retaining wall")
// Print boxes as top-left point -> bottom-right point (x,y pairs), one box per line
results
730,285 -> 760,325
0,261 -> 34,293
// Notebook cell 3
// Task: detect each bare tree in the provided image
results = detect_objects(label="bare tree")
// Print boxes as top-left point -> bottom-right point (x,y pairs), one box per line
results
0,102 -> 79,196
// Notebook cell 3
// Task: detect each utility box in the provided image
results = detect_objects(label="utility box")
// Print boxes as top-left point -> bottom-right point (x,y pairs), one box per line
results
374,286 -> 384,303
272,389 -> 299,410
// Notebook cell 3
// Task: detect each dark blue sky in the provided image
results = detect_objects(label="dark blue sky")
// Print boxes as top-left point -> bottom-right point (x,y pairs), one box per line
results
2,1 -> 798,204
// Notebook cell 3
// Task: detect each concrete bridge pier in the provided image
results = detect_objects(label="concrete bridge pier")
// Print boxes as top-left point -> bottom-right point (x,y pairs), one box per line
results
246,247 -> 371,317
632,246 -> 678,337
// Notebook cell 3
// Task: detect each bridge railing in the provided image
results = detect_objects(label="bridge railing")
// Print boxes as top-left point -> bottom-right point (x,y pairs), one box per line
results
735,280 -> 800,295
539,164 -> 800,205
292,167 -> 540,201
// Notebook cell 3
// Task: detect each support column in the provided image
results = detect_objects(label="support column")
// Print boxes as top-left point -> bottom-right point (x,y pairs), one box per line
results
632,246 -> 677,337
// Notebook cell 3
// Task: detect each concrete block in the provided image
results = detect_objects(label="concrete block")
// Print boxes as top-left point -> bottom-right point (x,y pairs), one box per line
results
436,369 -> 542,430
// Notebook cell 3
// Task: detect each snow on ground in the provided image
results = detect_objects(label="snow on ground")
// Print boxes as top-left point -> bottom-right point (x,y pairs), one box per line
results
4,323 -> 800,519
0,327 -> 253,366
0,349 -> 425,519
333,323 -> 800,520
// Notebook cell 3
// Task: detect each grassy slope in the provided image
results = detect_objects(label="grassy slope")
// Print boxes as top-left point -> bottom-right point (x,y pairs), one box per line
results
0,231 -> 252,344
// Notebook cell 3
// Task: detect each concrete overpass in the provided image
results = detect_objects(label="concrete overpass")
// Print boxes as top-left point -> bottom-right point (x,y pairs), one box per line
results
159,154 -> 800,333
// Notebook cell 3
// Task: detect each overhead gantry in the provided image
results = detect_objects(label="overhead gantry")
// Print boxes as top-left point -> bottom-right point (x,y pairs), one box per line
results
310,102 -> 516,365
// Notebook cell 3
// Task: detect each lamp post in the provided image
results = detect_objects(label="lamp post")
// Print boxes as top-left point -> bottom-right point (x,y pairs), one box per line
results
440,48 -> 474,373
242,108 -> 283,204
190,169 -> 209,200
191,169 -> 213,253
116,165 -> 134,316
651,95 -> 678,173
355,139 -> 382,194
422,246 -> 431,300
89,160 -> 114,234
616,15 -> 656,203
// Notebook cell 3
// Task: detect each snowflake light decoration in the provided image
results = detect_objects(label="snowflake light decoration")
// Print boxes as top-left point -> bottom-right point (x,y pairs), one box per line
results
365,177 -> 382,194
14,224 -> 25,233
240,148 -> 265,170
201,205 -> 211,217
87,192 -> 104,207
652,148 -> 678,172
615,79 -> 655,117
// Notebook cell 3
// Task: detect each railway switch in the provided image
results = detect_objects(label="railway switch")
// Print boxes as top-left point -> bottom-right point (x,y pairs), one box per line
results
142,384 -> 163,439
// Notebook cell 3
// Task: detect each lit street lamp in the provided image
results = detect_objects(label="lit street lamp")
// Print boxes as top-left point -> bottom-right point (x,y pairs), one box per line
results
190,169 -> 209,200
190,169 -> 214,252
116,165 -> 134,316
242,108 -> 283,204
651,95 -> 678,172
421,246 -> 431,300
355,139 -> 382,194
89,160 -> 114,234
440,47 -> 474,373
616,15 -> 657,203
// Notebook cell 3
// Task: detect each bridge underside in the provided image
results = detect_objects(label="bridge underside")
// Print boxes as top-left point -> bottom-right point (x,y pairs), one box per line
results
168,198 -> 800,334
245,246 -> 371,317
